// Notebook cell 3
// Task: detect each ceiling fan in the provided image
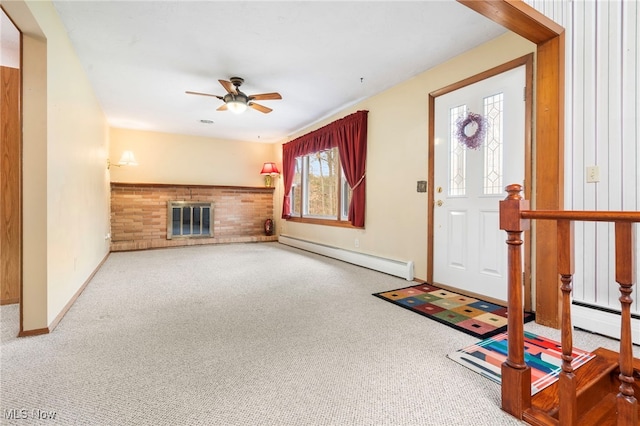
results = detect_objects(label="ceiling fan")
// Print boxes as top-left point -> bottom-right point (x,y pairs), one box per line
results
186,77 -> 282,114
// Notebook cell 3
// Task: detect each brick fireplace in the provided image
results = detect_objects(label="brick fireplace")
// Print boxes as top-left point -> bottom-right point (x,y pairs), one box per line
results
110,183 -> 277,251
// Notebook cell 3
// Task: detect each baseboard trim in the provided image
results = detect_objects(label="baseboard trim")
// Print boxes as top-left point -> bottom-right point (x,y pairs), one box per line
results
18,252 -> 111,337
18,327 -> 49,337
48,252 -> 111,333
1,298 -> 19,305
279,235 -> 414,280
572,303 -> 640,346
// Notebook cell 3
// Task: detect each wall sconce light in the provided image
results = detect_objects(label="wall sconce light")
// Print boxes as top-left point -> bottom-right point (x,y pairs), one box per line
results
260,162 -> 280,187
107,150 -> 138,169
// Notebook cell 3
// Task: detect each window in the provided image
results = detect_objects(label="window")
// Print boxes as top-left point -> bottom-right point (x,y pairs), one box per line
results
483,92 -> 504,195
290,147 -> 351,222
448,95 -> 504,196
282,110 -> 368,228
449,104 -> 467,196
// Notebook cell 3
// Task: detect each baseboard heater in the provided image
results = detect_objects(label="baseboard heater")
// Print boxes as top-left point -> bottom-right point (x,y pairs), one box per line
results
278,235 -> 414,281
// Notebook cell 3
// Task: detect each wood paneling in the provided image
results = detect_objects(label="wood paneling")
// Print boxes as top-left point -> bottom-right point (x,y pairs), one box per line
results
1,65 -> 21,305
566,1 -> 640,319
528,1 -> 640,332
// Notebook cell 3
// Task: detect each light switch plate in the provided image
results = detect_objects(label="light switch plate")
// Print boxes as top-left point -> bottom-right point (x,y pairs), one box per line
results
586,166 -> 600,183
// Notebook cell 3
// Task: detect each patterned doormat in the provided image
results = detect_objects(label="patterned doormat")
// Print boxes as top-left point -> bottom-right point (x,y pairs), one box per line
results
373,283 -> 534,339
447,331 -> 596,395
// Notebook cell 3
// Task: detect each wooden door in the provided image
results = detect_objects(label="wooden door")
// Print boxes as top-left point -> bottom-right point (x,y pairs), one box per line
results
1,10 -> 22,305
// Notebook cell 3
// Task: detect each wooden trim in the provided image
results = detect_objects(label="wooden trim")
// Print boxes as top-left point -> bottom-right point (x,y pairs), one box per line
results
18,327 -> 49,337
110,182 -> 275,192
18,29 -> 24,338
523,55 -> 534,311
523,210 -> 640,222
426,54 -> 534,308
429,55 -> 533,99
0,298 -> 19,305
457,0 -> 564,44
286,216 -> 358,229
459,0 -> 565,327
427,94 -> 435,283
534,34 -> 565,327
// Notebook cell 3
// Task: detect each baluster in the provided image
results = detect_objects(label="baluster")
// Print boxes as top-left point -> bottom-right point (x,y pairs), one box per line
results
499,184 -> 531,418
557,220 -> 577,425
614,222 -> 638,426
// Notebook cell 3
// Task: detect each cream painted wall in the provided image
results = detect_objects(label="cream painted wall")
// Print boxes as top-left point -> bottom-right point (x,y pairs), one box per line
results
275,32 -> 536,281
21,33 -> 48,331
0,0 -> 532,332
1,0 -> 111,330
109,127 -> 279,187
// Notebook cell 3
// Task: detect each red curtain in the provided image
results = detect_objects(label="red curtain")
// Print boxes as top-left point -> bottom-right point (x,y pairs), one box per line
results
281,110 -> 368,227
336,111 -> 368,227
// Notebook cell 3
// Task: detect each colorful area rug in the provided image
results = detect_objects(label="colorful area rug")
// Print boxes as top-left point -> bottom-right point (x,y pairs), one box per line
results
447,331 -> 596,395
373,283 -> 534,339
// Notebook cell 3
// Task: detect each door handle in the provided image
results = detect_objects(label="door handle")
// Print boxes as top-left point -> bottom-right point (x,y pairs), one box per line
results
436,200 -> 443,207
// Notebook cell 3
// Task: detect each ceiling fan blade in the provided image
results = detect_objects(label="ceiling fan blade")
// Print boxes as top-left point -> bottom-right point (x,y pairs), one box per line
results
185,91 -> 223,100
249,103 -> 272,114
216,104 -> 228,111
249,92 -> 282,101
218,79 -> 237,94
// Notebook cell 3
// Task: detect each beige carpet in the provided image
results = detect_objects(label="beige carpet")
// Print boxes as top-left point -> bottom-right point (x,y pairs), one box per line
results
1,242 -> 635,425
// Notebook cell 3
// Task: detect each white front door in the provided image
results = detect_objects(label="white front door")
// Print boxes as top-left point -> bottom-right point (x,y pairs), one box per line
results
433,66 -> 526,302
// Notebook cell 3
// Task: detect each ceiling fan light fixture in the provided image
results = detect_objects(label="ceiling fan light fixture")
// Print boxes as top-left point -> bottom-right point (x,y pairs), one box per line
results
187,77 -> 280,114
224,92 -> 248,114
226,99 -> 247,114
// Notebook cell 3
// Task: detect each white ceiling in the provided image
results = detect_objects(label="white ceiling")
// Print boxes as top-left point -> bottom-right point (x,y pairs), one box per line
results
52,1 -> 506,143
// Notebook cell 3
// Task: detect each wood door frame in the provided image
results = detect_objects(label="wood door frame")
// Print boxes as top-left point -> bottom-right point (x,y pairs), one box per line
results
454,1 -> 565,326
428,54 -> 534,309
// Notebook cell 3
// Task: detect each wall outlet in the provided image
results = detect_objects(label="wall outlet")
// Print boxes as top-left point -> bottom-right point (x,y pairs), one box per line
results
354,238 -> 360,248
586,165 -> 600,183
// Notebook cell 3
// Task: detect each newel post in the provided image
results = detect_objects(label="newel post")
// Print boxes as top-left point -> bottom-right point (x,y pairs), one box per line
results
499,184 -> 531,418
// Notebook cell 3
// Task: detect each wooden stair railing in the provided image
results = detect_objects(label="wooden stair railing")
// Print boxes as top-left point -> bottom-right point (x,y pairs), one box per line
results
499,184 -> 639,426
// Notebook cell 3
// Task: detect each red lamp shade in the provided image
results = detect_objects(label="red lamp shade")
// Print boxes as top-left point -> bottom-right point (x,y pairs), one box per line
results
260,162 -> 280,175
